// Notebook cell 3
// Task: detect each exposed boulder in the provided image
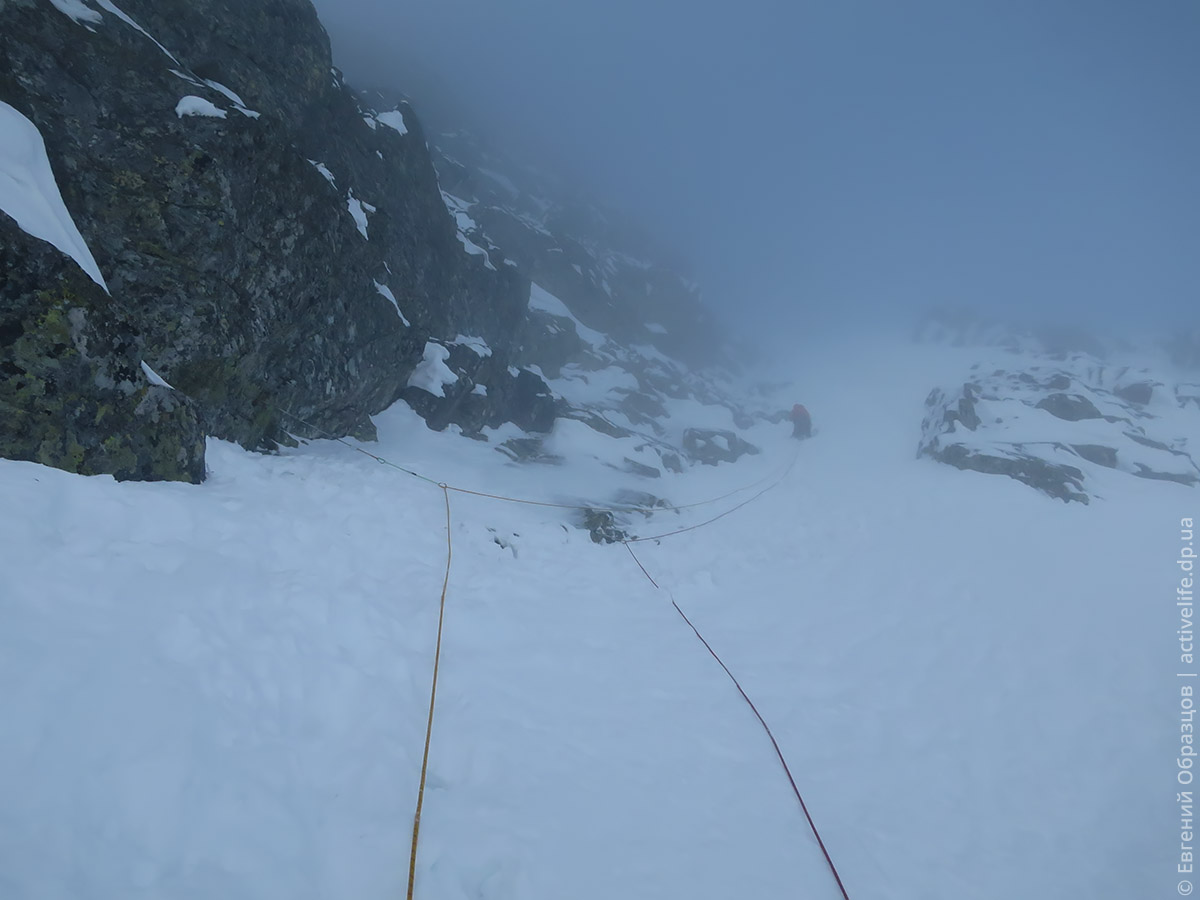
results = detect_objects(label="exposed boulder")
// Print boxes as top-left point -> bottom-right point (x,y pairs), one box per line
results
682,428 -> 760,466
581,508 -> 631,544
1035,393 -> 1103,422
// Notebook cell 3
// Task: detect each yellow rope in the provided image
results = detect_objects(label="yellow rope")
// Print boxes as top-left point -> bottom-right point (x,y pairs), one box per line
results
406,484 -> 453,900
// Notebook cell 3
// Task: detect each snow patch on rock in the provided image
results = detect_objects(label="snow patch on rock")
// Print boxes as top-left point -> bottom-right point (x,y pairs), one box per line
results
0,102 -> 109,292
175,96 -> 226,119
407,343 -> 458,397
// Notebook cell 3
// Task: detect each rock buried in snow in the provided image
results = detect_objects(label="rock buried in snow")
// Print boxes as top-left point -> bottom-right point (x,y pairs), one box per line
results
681,428 -> 760,466
581,508 -> 631,544
919,356 -> 1199,503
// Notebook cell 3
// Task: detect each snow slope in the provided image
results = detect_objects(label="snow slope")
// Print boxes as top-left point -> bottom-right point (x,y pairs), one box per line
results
0,333 -> 1176,899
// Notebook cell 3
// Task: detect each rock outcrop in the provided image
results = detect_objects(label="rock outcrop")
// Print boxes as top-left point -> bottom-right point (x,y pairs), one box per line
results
0,0 -> 542,481
0,211 -> 205,481
1,0 -> 763,487
920,356 -> 1200,503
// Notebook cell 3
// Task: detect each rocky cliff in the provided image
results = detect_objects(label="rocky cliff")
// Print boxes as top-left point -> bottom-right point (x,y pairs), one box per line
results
1,0 -> 762,485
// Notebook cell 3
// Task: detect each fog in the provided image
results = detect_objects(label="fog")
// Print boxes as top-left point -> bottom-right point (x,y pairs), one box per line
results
311,0 -> 1199,340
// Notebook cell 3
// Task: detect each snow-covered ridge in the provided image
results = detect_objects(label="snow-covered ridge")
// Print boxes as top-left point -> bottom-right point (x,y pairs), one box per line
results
920,351 -> 1200,502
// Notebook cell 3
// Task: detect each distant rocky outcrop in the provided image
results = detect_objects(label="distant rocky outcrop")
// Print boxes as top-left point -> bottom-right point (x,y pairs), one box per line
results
920,356 -> 1199,503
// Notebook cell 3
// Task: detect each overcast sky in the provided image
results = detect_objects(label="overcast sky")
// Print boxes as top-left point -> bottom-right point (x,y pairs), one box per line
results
311,0 -> 1198,338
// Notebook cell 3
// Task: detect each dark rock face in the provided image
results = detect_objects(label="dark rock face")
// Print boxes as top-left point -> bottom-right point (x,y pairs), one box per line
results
424,126 -> 729,373
2,0 -> 760,490
581,508 -> 631,544
920,358 -> 1199,502
0,212 -> 205,481
1070,444 -> 1118,468
0,0 -> 544,480
1035,393 -> 1103,422
681,428 -> 760,466
1114,382 -> 1154,406
937,442 -> 1089,504
401,349 -> 559,437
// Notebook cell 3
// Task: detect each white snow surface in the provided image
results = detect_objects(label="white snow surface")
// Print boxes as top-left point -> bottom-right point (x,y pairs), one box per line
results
48,0 -> 102,25
407,342 -> 458,397
175,96 -> 227,119
0,102 -> 109,292
347,192 -> 370,239
452,334 -> 493,358
373,281 -> 410,326
376,110 -> 409,136
0,334 -> 1172,899
306,160 -> 336,186
139,361 -> 174,390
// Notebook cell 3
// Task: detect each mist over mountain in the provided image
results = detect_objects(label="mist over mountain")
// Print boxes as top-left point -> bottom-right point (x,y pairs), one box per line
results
313,0 -> 1200,342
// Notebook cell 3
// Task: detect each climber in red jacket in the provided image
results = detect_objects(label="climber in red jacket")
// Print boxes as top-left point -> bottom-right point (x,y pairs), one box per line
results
790,403 -> 812,439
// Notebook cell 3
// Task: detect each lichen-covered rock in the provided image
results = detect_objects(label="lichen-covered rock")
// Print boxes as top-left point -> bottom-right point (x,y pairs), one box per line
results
0,0 -> 532,476
1,0 -> 759,488
0,213 -> 205,481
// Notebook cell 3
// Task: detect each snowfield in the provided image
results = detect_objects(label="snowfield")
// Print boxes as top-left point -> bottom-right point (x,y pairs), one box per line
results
0,334 -> 1177,899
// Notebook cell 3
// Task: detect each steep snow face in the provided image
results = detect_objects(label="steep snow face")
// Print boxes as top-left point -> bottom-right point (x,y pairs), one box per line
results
0,102 -> 108,291
0,332 -> 1170,900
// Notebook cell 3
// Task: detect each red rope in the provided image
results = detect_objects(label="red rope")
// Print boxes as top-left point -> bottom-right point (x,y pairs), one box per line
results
624,543 -> 852,900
